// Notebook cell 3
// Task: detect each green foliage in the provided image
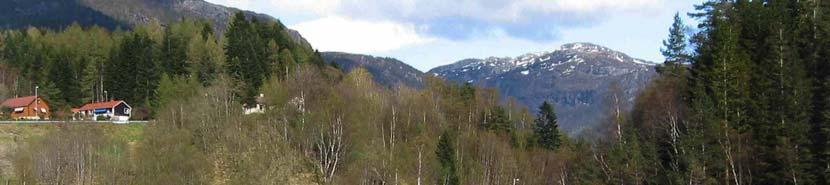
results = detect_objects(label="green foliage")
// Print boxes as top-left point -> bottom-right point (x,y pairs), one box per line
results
658,12 -> 689,76
46,52 -> 81,107
105,30 -> 160,109
186,31 -> 224,86
278,48 -> 296,79
160,23 -> 190,77
535,101 -> 562,150
482,106 -> 511,132
11,2 -> 830,184
436,131 -> 460,185
224,12 -> 313,105
156,74 -> 200,109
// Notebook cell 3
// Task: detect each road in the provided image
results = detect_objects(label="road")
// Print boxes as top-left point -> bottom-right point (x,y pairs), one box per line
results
0,120 -> 149,124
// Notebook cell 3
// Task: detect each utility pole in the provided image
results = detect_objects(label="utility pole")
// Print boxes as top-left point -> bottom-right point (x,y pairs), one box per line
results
34,85 -> 38,119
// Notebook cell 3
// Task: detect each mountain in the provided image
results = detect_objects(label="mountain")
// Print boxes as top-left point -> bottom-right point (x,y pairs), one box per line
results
0,0 -> 309,46
429,43 -> 657,134
322,52 -> 426,89
0,0 -> 127,30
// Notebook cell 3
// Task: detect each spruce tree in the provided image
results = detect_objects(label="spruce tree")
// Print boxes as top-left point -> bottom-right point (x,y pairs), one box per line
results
805,0 -> 830,182
161,26 -> 188,76
225,12 -> 269,106
106,31 -> 159,108
482,106 -> 511,133
535,101 -> 562,150
435,131 -> 460,185
47,52 -> 80,107
750,1 -> 813,183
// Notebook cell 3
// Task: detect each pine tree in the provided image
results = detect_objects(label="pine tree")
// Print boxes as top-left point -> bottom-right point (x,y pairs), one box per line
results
435,131 -> 460,185
659,12 -> 689,76
535,101 -> 562,150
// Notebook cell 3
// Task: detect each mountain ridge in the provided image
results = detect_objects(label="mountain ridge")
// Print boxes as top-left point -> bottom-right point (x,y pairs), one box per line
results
322,52 -> 426,89
0,0 -> 310,46
429,42 -> 657,133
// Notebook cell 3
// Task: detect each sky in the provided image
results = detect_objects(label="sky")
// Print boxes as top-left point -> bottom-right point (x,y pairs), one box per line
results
205,0 -> 704,71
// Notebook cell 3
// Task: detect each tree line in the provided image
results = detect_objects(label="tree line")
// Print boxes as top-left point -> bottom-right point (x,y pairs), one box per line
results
599,0 -> 830,184
0,12 -> 325,119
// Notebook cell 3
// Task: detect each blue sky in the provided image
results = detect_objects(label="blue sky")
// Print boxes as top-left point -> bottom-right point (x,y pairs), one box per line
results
205,0 -> 704,71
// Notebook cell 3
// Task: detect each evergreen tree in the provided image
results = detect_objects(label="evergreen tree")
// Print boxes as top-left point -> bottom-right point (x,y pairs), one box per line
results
47,52 -> 81,107
803,0 -> 830,182
200,22 -> 214,40
225,12 -> 269,106
435,131 -> 460,185
482,106 -> 511,133
161,26 -> 189,76
534,101 -> 562,150
748,1 -> 813,183
37,81 -> 61,113
106,31 -> 159,108
80,55 -> 104,103
659,12 -> 689,76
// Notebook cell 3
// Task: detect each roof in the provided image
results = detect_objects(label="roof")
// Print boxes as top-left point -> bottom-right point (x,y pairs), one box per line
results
78,100 -> 127,111
1,96 -> 38,108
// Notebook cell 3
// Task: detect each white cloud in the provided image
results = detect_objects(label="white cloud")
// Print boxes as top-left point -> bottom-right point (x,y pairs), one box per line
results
208,0 -> 667,40
291,16 -> 436,53
253,0 -> 664,22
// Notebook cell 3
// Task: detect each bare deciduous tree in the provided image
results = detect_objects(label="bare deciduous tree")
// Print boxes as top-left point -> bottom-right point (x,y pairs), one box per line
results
315,116 -> 346,183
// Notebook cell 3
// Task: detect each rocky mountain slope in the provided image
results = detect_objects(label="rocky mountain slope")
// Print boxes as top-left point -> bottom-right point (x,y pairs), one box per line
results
429,43 -> 657,133
0,0 -> 309,46
322,52 -> 426,89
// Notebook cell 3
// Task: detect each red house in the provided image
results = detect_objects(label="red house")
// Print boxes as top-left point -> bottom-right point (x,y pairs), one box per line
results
0,96 -> 50,120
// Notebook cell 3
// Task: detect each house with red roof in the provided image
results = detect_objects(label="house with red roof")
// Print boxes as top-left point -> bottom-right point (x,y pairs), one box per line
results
72,100 -> 131,122
0,96 -> 49,120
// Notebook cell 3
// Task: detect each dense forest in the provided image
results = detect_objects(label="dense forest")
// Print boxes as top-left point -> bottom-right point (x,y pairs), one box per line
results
3,0 -> 830,184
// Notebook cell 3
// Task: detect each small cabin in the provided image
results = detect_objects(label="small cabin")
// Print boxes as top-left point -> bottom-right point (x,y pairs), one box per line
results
0,96 -> 50,120
243,94 -> 266,115
73,100 -> 131,123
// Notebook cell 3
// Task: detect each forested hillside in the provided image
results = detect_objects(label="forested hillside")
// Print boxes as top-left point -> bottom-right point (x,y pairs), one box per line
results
0,12 -> 324,119
3,0 -> 830,184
